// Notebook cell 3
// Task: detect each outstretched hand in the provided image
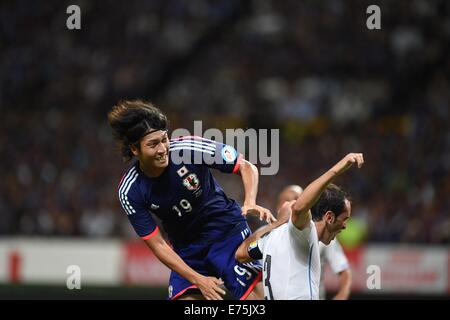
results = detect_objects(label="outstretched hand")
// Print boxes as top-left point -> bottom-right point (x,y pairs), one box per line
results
242,204 -> 277,224
330,153 -> 364,176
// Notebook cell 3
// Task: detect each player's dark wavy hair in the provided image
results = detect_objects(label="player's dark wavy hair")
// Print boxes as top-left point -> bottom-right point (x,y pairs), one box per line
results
108,100 -> 168,162
311,184 -> 350,221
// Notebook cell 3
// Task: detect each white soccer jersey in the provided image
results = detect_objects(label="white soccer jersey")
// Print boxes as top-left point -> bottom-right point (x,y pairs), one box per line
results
319,239 -> 349,299
257,219 -> 321,300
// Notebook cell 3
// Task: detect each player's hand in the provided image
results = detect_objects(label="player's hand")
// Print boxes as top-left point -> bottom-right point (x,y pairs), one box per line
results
241,204 -> 277,224
196,276 -> 226,300
330,153 -> 364,176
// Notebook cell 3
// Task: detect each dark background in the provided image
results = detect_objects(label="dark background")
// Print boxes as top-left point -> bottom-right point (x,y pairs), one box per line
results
0,0 -> 449,299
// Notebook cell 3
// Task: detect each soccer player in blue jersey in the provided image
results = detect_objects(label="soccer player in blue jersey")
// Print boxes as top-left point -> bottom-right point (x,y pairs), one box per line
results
108,100 -> 275,300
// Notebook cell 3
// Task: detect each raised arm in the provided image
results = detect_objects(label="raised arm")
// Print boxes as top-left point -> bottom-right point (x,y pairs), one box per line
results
290,153 -> 364,230
236,153 -> 364,262
236,158 -> 276,224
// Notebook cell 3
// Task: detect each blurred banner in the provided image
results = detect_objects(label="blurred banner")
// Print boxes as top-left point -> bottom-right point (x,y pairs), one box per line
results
122,241 -> 170,286
323,246 -> 450,294
0,239 -> 448,294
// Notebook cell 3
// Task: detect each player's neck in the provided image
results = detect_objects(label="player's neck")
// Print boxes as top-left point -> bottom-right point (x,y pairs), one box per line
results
315,221 -> 326,243
139,162 -> 165,178
316,220 -> 334,244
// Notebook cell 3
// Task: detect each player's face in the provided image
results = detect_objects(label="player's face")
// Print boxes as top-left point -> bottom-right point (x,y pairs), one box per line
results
332,199 -> 351,239
137,130 -> 169,169
324,199 -> 351,244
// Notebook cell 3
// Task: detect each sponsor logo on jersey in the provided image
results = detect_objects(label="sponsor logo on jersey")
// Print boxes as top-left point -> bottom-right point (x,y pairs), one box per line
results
221,145 -> 237,162
183,173 -> 200,191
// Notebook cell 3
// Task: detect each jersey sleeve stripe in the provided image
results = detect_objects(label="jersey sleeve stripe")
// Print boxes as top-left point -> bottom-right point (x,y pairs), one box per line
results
118,169 -> 139,215
232,154 -> 243,173
121,188 -> 138,215
119,202 -> 131,215
117,175 -> 126,191
170,139 -> 216,149
123,172 -> 138,195
118,168 -> 137,215
121,194 -> 136,215
169,146 -> 215,155
118,167 -> 136,194
119,172 -> 138,211
117,166 -> 136,191
169,141 -> 216,151
141,226 -> 159,240
120,197 -> 133,215
119,193 -> 133,215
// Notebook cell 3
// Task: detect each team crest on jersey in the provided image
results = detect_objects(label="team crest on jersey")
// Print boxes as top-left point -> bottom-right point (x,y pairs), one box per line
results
183,173 -> 200,191
221,145 -> 237,162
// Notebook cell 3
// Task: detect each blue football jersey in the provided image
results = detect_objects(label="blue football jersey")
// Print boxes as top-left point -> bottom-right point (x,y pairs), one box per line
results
118,136 -> 246,247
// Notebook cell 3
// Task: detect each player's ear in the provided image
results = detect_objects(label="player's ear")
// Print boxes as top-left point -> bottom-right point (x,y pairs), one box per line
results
130,143 -> 140,156
325,211 -> 335,225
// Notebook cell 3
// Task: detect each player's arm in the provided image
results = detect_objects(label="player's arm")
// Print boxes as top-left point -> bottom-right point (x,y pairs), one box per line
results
325,240 -> 352,300
235,200 -> 294,263
291,153 -> 364,230
121,179 -> 225,300
333,269 -> 352,300
144,231 -> 226,300
236,158 -> 276,224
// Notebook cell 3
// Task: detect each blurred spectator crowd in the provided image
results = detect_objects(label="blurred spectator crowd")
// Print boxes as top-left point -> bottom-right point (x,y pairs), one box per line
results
0,0 -> 449,244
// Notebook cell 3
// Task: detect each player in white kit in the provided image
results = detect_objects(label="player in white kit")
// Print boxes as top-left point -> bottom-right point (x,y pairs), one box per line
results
276,185 -> 352,300
235,153 -> 363,300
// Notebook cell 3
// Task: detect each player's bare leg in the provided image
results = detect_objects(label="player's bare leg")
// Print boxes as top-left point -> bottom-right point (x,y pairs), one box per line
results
244,282 -> 264,300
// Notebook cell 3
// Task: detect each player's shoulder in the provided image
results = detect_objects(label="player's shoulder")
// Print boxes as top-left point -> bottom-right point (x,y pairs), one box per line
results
288,219 -> 316,241
169,136 -> 217,150
258,223 -> 288,253
265,223 -> 289,242
117,162 -> 141,198
169,136 -> 240,163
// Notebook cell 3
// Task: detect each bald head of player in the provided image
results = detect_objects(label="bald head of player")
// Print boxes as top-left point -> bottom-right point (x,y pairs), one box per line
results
276,185 -> 303,212
277,184 -> 351,245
